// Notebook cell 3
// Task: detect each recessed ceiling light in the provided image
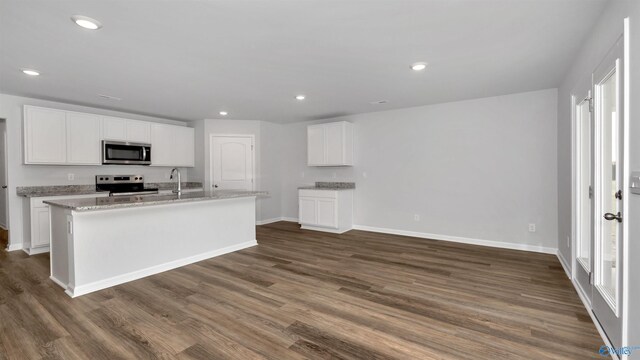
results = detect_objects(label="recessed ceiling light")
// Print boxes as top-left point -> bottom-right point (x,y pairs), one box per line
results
71,15 -> 102,30
411,62 -> 428,71
219,111 -> 228,116
21,69 -> 40,76
295,95 -> 306,100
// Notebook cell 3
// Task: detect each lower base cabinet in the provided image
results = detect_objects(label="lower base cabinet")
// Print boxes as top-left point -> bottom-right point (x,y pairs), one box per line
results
298,189 -> 353,233
23,193 -> 109,255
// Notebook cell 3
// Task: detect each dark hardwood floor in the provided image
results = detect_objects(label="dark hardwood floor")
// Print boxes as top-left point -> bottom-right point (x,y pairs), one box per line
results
0,222 -> 602,359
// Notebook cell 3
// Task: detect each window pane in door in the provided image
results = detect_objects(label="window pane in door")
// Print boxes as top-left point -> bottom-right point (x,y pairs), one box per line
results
597,69 -> 618,308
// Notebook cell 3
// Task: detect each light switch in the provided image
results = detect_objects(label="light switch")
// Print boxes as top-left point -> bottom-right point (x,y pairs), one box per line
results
631,171 -> 640,195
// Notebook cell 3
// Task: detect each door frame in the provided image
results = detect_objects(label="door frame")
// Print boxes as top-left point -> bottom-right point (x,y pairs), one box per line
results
0,118 -> 9,230
570,84 -> 594,305
209,134 -> 256,191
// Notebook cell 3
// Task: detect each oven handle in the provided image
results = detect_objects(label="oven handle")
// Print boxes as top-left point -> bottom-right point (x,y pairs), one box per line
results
142,146 -> 147,161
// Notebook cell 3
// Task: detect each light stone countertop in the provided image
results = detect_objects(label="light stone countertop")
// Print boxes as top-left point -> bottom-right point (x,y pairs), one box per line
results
44,190 -> 267,211
298,181 -> 355,191
16,182 -> 203,198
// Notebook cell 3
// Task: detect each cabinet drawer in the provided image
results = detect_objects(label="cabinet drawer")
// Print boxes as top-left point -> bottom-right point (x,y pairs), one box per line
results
298,189 -> 337,199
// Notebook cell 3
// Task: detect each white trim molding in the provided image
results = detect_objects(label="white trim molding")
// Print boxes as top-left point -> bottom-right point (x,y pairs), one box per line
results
64,240 -> 258,297
353,224 -> 558,254
6,242 -> 23,252
256,217 -> 298,225
557,250 -> 572,279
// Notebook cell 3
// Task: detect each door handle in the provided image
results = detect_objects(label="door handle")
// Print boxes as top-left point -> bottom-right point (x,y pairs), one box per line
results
1,185 -> 6,189
214,184 -> 218,188
603,212 -> 622,222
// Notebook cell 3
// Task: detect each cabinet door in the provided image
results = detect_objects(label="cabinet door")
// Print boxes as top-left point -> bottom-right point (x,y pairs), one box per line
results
316,199 -> 337,227
325,122 -> 344,165
299,197 -> 317,225
24,106 -> 67,164
102,117 -> 127,141
307,125 -> 325,165
174,126 -> 194,167
31,207 -> 51,247
126,120 -> 151,143
66,112 -> 101,164
150,123 -> 175,166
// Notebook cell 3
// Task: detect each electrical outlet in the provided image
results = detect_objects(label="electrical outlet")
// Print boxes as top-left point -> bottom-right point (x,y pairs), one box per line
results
528,223 -> 536,233
67,173 -> 74,181
414,214 -> 420,222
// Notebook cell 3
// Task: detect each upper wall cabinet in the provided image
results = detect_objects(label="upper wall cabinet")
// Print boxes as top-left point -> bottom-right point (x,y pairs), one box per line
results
24,106 -> 67,164
307,121 -> 354,166
102,116 -> 151,143
23,105 -> 195,167
66,112 -> 102,165
150,123 -> 195,167
24,106 -> 101,165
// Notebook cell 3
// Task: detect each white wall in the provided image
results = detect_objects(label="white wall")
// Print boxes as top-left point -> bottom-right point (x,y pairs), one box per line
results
556,0 -> 640,353
0,93 -> 193,249
280,89 -> 559,251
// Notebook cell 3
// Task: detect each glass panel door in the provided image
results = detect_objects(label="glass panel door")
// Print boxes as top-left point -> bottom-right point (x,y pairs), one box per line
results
576,97 -> 592,271
595,66 -> 620,311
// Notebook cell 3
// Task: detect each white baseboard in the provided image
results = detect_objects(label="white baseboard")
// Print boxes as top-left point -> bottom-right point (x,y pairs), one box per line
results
256,217 -> 298,225
23,246 -> 50,255
352,224 -> 558,254
556,250 -> 572,279
6,243 -> 23,252
256,217 -> 283,225
49,275 -> 67,290
66,240 -> 258,298
570,274 -> 617,360
300,225 -> 351,234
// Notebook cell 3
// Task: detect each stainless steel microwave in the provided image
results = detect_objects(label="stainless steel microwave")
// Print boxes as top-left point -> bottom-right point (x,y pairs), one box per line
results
102,140 -> 151,165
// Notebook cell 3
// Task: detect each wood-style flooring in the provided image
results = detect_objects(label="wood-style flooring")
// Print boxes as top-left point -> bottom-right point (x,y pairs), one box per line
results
0,222 -> 602,359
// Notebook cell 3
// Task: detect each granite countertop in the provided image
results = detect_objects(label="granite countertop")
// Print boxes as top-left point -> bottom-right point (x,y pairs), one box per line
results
44,190 -> 268,211
298,181 -> 355,191
16,182 -> 203,198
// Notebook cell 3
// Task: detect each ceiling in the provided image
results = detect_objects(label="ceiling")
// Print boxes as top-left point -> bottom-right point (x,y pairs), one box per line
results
0,0 -> 608,123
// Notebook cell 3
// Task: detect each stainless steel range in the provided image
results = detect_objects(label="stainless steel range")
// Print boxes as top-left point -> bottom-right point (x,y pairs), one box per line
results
96,175 -> 159,197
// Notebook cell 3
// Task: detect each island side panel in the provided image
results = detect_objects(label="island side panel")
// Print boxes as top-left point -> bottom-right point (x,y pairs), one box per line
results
49,206 -> 71,289
66,196 -> 257,297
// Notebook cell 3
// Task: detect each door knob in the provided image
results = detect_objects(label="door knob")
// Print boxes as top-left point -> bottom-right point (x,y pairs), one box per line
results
214,184 -> 218,188
603,212 -> 622,222
1,185 -> 6,189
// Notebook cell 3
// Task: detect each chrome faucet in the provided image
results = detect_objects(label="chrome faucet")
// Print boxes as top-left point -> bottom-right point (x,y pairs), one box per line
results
170,168 -> 181,194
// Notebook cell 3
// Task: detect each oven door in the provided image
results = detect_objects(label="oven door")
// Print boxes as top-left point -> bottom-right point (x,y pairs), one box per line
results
102,141 -> 152,165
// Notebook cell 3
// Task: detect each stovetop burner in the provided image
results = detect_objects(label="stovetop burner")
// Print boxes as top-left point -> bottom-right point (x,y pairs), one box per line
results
95,175 -> 158,196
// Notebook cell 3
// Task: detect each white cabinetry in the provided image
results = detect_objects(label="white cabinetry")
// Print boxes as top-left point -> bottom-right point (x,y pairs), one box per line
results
102,117 -> 151,143
23,193 -> 109,254
24,106 -> 102,165
24,106 -> 67,164
66,112 -> 101,165
307,121 -> 353,166
150,124 -> 195,167
23,105 -> 195,167
298,189 -> 353,233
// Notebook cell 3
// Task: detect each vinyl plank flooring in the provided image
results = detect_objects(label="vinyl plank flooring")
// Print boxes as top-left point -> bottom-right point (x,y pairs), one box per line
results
0,221 -> 603,359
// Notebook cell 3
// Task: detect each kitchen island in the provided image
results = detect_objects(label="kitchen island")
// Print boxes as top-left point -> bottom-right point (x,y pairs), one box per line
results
45,190 -> 266,297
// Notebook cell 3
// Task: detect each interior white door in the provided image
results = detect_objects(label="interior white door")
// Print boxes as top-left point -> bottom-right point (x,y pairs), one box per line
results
0,120 -> 8,229
574,88 -> 594,301
211,136 -> 254,190
592,36 -> 624,348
